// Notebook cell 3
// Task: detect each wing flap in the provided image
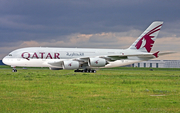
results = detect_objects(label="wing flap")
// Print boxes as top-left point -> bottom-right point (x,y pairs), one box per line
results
105,51 -> 176,60
104,53 -> 154,61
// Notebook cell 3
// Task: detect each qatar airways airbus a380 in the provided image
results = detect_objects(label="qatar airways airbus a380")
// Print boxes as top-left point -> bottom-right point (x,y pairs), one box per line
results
2,21 -> 173,72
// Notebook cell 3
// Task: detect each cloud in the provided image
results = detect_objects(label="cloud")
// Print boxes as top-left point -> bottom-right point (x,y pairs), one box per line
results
1,31 -> 179,60
1,0 -> 180,60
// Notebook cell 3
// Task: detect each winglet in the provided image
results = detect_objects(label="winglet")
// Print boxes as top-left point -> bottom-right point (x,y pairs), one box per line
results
153,51 -> 160,58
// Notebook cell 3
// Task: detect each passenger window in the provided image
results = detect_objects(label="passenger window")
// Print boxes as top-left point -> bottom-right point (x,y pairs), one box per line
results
9,54 -> 12,56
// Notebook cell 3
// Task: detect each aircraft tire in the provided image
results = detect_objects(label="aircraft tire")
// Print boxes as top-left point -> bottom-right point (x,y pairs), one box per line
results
78,69 -> 96,73
93,70 -> 96,73
12,69 -> 17,72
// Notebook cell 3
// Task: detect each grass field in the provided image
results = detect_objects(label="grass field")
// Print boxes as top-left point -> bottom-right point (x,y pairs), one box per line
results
0,66 -> 180,113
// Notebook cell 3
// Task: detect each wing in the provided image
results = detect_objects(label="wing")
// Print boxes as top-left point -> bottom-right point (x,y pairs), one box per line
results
102,51 -> 176,61
48,60 -> 64,67
47,51 -> 176,67
100,52 -> 157,61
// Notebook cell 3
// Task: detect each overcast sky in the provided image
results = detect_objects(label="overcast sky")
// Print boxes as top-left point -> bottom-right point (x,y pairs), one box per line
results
1,0 -> 180,60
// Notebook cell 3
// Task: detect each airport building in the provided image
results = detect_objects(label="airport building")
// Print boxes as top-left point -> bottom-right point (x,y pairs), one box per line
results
133,60 -> 180,68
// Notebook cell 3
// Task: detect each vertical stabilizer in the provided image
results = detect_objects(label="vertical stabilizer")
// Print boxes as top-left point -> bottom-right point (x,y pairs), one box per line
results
129,21 -> 163,53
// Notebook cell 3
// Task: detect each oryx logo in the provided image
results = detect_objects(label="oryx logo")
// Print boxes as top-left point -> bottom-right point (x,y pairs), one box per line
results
95,60 -> 99,64
135,24 -> 162,52
68,63 -> 72,67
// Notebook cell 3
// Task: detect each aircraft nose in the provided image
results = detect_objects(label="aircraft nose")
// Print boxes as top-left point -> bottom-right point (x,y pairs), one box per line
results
2,57 -> 9,65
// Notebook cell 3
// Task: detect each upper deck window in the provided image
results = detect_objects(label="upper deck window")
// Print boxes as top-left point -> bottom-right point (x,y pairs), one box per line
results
8,54 -> 12,56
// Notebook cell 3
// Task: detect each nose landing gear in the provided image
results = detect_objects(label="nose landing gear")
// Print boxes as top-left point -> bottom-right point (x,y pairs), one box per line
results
12,67 -> 17,72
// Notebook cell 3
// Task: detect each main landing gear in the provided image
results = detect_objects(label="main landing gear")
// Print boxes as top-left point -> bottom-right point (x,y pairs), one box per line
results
74,69 -> 96,73
12,67 -> 17,72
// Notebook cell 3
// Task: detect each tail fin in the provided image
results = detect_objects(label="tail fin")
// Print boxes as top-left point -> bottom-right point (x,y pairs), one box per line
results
129,21 -> 163,53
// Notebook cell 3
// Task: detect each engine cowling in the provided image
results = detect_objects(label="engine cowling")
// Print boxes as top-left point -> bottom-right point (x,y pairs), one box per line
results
88,58 -> 106,67
49,67 -> 63,70
62,61 -> 80,70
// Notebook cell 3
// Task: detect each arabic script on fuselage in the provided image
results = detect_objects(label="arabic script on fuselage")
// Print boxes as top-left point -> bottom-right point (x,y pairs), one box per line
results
66,52 -> 84,56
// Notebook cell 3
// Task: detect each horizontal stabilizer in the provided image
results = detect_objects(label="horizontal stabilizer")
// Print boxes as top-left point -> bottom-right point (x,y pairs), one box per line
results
153,51 -> 160,58
158,51 -> 176,56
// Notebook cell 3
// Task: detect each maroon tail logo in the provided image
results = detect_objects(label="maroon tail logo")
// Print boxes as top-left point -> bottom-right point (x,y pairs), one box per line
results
135,24 -> 162,52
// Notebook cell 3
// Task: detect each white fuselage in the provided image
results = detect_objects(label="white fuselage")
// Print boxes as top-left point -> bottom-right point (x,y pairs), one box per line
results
2,47 -> 149,68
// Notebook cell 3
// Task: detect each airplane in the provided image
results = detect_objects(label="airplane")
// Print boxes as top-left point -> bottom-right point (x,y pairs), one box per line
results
2,21 -> 173,72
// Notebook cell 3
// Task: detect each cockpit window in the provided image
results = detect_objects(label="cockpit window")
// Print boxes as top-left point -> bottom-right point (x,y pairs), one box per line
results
8,54 -> 12,56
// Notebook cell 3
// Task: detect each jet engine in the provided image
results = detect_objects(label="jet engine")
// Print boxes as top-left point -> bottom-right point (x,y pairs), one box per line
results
49,67 -> 63,70
62,61 -> 80,70
88,58 -> 107,67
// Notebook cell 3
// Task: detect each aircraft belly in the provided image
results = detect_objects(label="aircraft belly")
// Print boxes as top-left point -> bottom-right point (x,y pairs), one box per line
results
10,59 -> 48,67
